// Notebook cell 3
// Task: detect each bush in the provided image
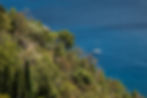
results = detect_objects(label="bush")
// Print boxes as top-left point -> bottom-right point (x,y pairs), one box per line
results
132,91 -> 141,98
109,80 -> 125,94
0,5 -> 6,13
58,30 -> 74,49
0,12 -> 11,31
60,81 -> 78,98
0,94 -> 10,98
72,68 -> 93,87
10,13 -> 28,33
54,43 -> 65,57
0,33 -> 20,94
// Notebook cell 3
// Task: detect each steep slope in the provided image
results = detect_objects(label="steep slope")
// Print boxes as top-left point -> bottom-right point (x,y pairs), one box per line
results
0,5 -> 143,98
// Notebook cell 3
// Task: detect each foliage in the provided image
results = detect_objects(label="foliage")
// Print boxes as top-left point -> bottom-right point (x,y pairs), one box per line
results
132,91 -> 142,98
0,5 -> 143,98
0,94 -> 10,98
0,5 -> 6,13
0,12 -> 11,31
72,68 -> 93,87
58,30 -> 74,49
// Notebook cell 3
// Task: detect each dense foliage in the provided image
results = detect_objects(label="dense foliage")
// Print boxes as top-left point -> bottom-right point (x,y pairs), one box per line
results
0,5 -> 143,98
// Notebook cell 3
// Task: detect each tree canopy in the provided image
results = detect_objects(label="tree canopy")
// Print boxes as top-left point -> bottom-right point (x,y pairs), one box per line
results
0,5 -> 143,98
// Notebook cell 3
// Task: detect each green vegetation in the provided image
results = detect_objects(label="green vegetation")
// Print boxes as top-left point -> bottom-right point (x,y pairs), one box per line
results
0,5 -> 143,98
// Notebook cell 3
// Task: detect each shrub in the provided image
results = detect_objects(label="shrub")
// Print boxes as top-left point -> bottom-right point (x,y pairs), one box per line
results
10,13 -> 28,33
58,30 -> 74,49
54,43 -> 65,57
0,94 -> 10,98
72,68 -> 93,87
60,81 -> 78,98
0,12 -> 11,31
132,91 -> 141,98
0,5 -> 6,13
0,33 -> 20,94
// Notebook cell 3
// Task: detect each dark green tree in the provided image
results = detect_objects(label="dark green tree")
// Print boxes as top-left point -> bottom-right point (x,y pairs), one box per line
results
24,61 -> 32,98
58,30 -> 74,49
10,13 -> 28,33
1,66 -> 11,93
11,70 -> 20,98
0,12 -> 11,31
72,68 -> 93,88
0,5 -> 5,13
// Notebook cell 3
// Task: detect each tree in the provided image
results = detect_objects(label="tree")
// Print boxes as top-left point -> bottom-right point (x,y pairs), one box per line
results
11,70 -> 20,98
1,66 -> 11,93
132,91 -> 141,98
0,5 -> 5,13
37,78 -> 58,98
72,68 -> 93,88
0,33 -> 20,97
24,61 -> 32,98
58,30 -> 74,49
10,13 -> 28,33
0,94 -> 10,98
54,43 -> 65,57
0,12 -> 11,31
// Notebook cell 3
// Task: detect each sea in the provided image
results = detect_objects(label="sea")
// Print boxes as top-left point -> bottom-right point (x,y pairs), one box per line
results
1,0 -> 147,96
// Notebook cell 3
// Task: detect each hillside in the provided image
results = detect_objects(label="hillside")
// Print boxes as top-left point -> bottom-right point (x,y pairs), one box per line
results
0,6 -> 143,98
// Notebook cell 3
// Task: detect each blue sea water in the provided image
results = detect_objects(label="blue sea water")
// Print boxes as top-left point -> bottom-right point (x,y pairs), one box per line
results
72,28 -> 147,96
1,0 -> 147,96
